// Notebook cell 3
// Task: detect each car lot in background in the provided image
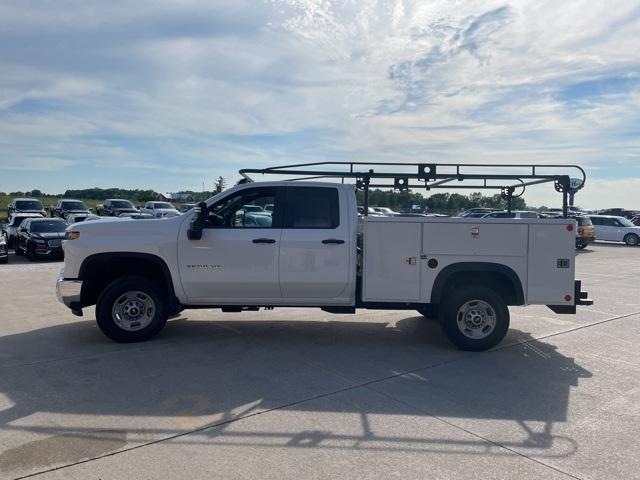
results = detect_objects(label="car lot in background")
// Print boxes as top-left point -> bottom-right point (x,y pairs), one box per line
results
96,199 -> 139,216
0,234 -> 7,264
179,203 -> 196,213
2,212 -> 45,248
482,210 -> 542,219
65,212 -> 94,225
371,206 -> 400,215
0,242 -> 638,479
588,215 -> 640,246
118,212 -> 155,219
14,217 -> 67,261
574,215 -> 595,249
7,197 -> 48,217
50,199 -> 92,219
140,201 -> 181,218
457,207 -> 499,217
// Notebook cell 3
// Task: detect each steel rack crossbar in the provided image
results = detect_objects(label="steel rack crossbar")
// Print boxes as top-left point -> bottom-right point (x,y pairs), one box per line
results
238,161 -> 586,217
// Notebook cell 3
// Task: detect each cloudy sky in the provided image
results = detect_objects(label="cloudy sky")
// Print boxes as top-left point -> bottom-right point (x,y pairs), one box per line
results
0,0 -> 638,207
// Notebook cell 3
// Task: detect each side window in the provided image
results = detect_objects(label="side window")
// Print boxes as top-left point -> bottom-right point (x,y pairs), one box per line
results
590,217 -> 602,226
207,187 -> 277,228
285,187 -> 339,229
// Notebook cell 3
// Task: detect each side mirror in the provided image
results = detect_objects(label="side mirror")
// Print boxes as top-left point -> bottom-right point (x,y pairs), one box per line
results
187,201 -> 207,240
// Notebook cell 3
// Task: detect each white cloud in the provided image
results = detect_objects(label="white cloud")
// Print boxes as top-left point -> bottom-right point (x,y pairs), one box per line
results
0,0 -> 638,204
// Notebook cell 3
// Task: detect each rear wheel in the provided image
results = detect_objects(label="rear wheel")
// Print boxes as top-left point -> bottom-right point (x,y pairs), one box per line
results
439,285 -> 509,351
624,233 -> 639,246
576,240 -> 586,249
96,276 -> 168,342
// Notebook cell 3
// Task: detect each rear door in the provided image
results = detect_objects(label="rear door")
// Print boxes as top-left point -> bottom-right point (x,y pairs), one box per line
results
279,186 -> 351,299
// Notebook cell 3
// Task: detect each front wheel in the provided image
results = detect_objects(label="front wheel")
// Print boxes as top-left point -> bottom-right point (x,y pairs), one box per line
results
439,286 -> 510,351
96,276 -> 168,342
624,234 -> 639,246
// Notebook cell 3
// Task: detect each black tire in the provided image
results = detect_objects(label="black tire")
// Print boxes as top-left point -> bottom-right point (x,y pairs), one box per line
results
96,275 -> 168,342
439,285 -> 510,351
26,244 -> 37,262
0,256 -> 7,264
14,243 -> 23,256
624,233 -> 639,246
417,304 -> 439,319
576,242 -> 587,250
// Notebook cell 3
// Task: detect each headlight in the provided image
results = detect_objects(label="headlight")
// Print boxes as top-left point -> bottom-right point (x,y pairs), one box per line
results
33,238 -> 46,244
66,231 -> 81,240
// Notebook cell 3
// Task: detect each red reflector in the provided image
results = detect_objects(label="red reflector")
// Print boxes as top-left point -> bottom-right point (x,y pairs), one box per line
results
566,225 -> 574,232
564,294 -> 572,302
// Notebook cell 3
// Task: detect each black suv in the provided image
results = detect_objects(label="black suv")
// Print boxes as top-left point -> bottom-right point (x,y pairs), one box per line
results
7,198 -> 47,217
15,218 -> 67,261
51,199 -> 91,219
96,199 -> 139,216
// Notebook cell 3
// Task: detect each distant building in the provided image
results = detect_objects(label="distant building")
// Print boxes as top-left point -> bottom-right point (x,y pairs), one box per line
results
156,192 -> 195,203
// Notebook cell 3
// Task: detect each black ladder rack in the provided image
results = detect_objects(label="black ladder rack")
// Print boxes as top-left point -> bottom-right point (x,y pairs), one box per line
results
238,161 -> 586,217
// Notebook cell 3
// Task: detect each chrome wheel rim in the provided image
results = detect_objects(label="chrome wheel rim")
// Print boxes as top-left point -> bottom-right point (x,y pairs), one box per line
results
112,291 -> 155,331
626,235 -> 638,246
456,299 -> 496,339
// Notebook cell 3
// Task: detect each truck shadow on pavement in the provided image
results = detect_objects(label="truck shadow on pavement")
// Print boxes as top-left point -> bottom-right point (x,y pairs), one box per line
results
0,316 -> 591,475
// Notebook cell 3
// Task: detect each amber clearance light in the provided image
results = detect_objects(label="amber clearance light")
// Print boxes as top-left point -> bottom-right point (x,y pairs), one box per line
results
66,231 -> 81,240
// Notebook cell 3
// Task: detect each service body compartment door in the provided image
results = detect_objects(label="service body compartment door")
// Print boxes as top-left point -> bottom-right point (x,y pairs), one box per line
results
363,221 -> 421,302
527,223 -> 576,305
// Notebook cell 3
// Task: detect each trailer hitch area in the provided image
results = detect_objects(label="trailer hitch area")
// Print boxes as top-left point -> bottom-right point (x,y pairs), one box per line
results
575,280 -> 593,306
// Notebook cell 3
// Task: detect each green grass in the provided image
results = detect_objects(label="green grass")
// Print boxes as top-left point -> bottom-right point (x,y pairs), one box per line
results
0,195 -> 102,223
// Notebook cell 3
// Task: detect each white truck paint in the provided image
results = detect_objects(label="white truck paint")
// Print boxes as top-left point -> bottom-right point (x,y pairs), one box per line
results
57,181 -> 591,350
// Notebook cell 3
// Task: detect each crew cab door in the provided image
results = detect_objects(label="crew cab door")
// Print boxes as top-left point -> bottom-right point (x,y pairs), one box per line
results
278,186 -> 352,299
178,186 -> 283,303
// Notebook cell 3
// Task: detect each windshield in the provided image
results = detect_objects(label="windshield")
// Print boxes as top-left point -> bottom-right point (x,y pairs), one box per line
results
62,201 -> 87,210
153,202 -> 173,209
111,200 -> 134,208
15,200 -> 43,210
617,217 -> 634,227
11,216 -> 35,227
30,220 -> 67,233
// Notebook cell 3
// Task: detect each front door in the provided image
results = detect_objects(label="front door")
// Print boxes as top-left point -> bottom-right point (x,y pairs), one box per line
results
278,186 -> 352,299
178,186 -> 283,303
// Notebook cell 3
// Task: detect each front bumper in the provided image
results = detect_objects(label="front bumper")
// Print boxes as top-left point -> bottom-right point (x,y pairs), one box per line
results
56,274 -> 83,309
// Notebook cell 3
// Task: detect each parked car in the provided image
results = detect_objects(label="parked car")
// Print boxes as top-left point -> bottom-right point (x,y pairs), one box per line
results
179,203 -> 196,213
458,208 -> 499,217
597,208 -> 639,219
631,215 -> 640,227
118,212 -> 155,219
50,199 -> 91,219
140,201 -> 181,218
15,218 -> 67,260
482,210 -> 542,219
573,216 -> 595,249
7,198 -> 47,217
371,206 -> 399,216
0,234 -> 7,264
2,212 -> 45,248
96,199 -> 139,216
66,213 -> 98,225
588,215 -> 640,246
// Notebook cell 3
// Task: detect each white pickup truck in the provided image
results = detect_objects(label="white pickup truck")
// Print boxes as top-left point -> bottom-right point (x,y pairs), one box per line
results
57,164 -> 593,351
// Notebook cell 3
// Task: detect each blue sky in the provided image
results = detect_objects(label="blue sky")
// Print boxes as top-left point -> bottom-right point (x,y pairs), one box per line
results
0,0 -> 639,207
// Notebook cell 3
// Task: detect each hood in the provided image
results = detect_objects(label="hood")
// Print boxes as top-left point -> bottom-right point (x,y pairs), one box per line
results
16,208 -> 46,214
113,208 -> 139,213
33,232 -> 66,240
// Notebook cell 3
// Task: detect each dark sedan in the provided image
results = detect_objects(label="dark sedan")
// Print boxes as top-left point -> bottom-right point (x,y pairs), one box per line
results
15,218 -> 67,261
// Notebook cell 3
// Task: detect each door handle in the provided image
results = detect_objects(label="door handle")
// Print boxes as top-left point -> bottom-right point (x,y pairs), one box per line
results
252,238 -> 276,244
322,239 -> 345,244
